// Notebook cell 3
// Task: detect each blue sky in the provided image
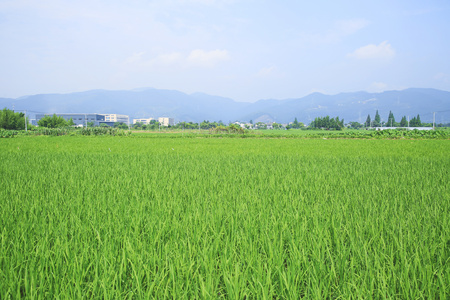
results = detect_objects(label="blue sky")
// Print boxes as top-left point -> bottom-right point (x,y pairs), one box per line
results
1,0 -> 449,102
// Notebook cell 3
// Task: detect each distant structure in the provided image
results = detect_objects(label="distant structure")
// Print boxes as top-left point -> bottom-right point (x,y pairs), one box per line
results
133,117 -> 174,126
35,113 -> 129,127
101,114 -> 129,125
158,117 -> 174,127
374,127 -> 433,131
133,118 -> 154,125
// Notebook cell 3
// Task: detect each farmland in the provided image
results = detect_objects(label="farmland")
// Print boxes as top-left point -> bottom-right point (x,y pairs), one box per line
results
1,135 -> 449,298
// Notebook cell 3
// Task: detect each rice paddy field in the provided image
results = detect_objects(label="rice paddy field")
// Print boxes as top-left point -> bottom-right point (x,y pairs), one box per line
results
1,135 -> 449,298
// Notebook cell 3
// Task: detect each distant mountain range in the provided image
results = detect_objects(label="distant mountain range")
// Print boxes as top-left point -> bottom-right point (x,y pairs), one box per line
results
1,87 -> 449,124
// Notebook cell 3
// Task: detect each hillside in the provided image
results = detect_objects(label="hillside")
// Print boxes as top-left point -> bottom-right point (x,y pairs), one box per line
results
1,88 -> 449,123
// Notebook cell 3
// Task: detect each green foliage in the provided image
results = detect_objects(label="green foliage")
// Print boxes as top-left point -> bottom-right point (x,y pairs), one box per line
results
288,117 -> 304,129
38,114 -> 69,128
410,114 -> 422,127
272,122 -> 284,129
255,122 -> 267,129
175,121 -> 199,129
0,129 -> 19,138
0,108 -> 28,130
310,115 -> 344,130
400,116 -> 408,127
365,114 -> 371,127
0,137 -> 448,298
114,122 -> 129,130
386,110 -> 396,127
209,124 -> 245,134
133,122 -> 144,129
374,110 -> 381,127
349,121 -> 363,129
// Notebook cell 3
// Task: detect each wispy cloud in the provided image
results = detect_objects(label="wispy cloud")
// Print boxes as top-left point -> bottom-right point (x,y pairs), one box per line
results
434,72 -> 450,83
186,49 -> 230,67
256,66 -> 276,78
122,49 -> 229,69
368,82 -> 388,92
300,18 -> 369,44
348,41 -> 395,60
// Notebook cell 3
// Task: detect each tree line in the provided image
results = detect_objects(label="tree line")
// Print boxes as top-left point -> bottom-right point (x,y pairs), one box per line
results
364,110 -> 423,127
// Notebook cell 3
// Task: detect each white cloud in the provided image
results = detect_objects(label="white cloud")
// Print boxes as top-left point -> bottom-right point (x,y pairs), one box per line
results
368,82 -> 388,92
256,66 -> 276,78
124,52 -> 145,64
153,52 -> 183,65
186,49 -> 230,67
348,41 -> 395,60
122,49 -> 228,69
434,72 -> 450,83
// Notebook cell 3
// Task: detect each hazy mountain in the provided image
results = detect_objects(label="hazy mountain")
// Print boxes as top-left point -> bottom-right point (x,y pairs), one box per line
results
1,88 -> 449,124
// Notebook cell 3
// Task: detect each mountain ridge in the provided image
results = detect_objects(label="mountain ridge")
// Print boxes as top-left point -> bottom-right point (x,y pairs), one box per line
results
1,88 -> 449,124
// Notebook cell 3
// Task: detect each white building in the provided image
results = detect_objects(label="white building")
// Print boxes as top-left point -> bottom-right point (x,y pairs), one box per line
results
158,117 -> 174,127
133,118 -> 154,125
101,114 -> 129,124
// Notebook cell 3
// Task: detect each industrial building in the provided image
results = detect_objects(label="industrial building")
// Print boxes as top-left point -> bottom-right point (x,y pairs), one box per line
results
35,113 -> 129,127
133,117 -> 174,126
133,118 -> 154,125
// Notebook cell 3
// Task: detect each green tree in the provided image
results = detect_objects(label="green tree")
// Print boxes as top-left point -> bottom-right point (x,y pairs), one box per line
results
255,122 -> 267,129
365,114 -> 371,127
310,116 -> 344,130
272,123 -> 283,129
416,114 -> 422,126
67,118 -> 76,126
38,114 -> 68,128
349,121 -> 363,129
374,110 -> 381,127
386,111 -> 396,127
0,108 -> 28,130
410,114 -> 422,127
399,116 -> 407,127
290,118 -> 304,129
133,122 -> 144,129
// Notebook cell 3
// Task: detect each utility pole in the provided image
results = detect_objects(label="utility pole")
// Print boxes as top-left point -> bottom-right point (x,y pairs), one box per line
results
85,114 -> 87,128
433,112 -> 436,130
25,110 -> 27,132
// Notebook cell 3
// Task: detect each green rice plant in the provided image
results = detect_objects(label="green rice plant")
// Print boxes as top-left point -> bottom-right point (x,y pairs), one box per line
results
0,137 -> 449,298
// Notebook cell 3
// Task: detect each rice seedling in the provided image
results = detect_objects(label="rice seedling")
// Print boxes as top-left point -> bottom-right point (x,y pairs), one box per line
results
0,136 -> 448,298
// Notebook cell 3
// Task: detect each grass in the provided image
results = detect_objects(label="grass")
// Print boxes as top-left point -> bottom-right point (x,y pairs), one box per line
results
1,136 -> 449,298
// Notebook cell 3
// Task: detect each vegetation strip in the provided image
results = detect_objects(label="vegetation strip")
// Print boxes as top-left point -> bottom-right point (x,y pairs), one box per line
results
1,137 -> 449,298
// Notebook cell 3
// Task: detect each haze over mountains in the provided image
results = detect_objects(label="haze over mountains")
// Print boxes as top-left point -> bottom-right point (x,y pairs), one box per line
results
1,88 -> 449,124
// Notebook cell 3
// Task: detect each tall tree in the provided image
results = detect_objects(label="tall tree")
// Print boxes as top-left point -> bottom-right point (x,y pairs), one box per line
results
374,110 -> 381,127
399,116 -> 407,127
410,115 -> 422,127
386,111 -> 396,127
416,114 -> 422,126
365,114 -> 371,127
